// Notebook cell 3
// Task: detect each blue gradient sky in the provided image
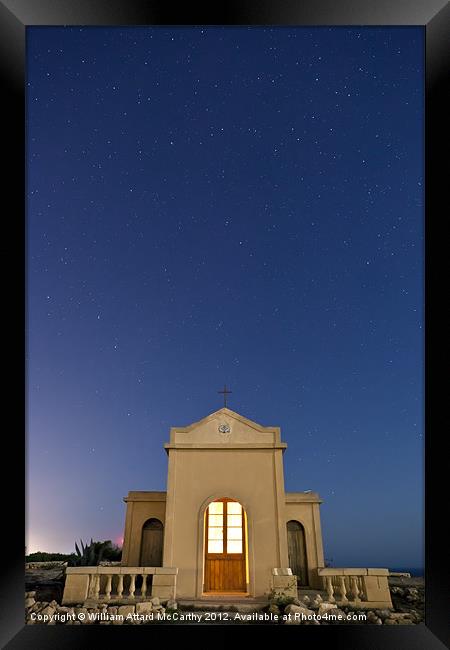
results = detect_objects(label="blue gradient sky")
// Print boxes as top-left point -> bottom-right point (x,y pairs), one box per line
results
27,26 -> 424,568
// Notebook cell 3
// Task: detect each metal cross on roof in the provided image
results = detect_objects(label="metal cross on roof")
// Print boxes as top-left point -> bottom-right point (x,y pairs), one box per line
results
218,384 -> 232,407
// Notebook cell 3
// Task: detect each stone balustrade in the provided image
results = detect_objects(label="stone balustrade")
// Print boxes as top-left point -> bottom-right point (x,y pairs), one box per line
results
317,568 -> 392,609
62,567 -> 178,605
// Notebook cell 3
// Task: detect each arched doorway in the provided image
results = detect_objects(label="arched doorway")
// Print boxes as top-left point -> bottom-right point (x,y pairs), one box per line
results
140,518 -> 163,567
287,520 -> 308,586
204,498 -> 247,593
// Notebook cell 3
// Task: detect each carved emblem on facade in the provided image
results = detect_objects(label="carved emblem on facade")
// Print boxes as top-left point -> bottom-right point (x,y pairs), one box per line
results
218,423 -> 231,440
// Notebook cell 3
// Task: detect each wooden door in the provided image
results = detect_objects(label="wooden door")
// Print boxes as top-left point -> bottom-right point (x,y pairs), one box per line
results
287,520 -> 308,586
204,499 -> 246,592
140,519 -> 163,567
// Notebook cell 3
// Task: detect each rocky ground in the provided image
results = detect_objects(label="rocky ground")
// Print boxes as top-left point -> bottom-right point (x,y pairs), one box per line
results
259,576 -> 424,626
273,580 -> 425,626
24,569 -> 425,626
25,562 -> 66,604
25,592 -> 174,625
386,576 -> 425,624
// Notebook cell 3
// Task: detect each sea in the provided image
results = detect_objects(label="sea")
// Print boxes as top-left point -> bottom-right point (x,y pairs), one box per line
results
389,568 -> 424,577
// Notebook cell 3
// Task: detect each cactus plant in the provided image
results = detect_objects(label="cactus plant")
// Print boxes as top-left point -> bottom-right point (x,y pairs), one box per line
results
70,539 -> 119,566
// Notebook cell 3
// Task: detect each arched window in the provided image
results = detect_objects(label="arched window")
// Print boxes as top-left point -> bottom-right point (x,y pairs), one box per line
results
287,520 -> 308,586
140,518 -> 163,567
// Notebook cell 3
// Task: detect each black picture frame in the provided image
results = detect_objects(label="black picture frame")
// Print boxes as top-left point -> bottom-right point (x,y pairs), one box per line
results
2,1 -> 448,647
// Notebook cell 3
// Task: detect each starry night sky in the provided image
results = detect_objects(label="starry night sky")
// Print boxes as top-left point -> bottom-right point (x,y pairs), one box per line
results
27,26 -> 424,569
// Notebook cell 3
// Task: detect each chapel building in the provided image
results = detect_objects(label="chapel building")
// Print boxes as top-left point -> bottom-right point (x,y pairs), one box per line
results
120,407 -> 325,599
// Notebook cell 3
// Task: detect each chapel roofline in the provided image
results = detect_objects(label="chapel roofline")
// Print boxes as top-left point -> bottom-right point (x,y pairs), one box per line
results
123,491 -> 167,503
285,491 -> 323,504
123,490 -> 322,504
168,407 -> 282,439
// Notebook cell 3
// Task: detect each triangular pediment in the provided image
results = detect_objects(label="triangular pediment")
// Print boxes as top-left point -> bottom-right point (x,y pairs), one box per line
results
165,408 -> 285,449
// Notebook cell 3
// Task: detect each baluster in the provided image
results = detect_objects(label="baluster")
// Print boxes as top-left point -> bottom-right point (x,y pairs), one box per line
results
350,576 -> 360,603
357,576 -> 365,600
338,576 -> 348,604
333,576 -> 339,594
117,574 -> 124,598
105,575 -> 112,601
129,574 -> 136,598
94,574 -> 100,599
345,577 -> 351,594
325,576 -> 335,603
141,574 -> 147,598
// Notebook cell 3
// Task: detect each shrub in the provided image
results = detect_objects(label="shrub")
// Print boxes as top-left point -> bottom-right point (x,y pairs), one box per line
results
26,552 -> 74,563
69,539 -> 122,566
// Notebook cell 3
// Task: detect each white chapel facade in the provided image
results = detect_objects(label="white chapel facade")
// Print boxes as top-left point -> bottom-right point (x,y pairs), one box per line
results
121,407 -> 325,598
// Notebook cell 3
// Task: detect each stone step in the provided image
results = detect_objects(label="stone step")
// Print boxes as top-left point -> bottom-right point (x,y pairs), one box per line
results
178,599 -> 267,613
298,589 -> 327,598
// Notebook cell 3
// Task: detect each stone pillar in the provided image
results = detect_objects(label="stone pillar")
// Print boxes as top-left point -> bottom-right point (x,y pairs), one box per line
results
62,569 -> 91,604
362,570 -> 392,608
151,568 -> 178,601
271,569 -> 298,599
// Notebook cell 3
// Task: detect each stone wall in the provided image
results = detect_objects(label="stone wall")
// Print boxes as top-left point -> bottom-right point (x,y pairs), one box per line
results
25,591 -> 176,625
25,561 -> 68,570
